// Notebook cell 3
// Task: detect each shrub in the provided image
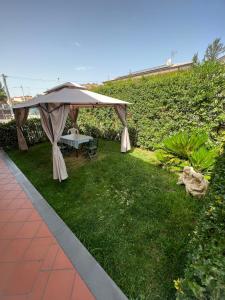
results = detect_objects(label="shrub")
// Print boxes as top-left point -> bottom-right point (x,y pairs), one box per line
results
0,118 -> 46,149
175,147 -> 225,299
163,131 -> 208,160
156,130 -> 218,173
189,147 -> 218,172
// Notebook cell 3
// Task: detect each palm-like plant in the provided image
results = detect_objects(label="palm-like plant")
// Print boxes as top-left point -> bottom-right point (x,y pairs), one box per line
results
163,131 -> 208,159
157,130 -> 218,173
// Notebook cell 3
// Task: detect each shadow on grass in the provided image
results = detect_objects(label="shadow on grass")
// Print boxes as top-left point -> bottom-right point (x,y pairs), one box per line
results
7,140 -> 203,300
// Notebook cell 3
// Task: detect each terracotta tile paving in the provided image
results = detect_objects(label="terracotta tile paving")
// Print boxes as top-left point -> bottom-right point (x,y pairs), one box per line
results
0,158 -> 96,300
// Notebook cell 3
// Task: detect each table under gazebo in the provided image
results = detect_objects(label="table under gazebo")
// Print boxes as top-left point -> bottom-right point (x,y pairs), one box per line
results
12,82 -> 131,181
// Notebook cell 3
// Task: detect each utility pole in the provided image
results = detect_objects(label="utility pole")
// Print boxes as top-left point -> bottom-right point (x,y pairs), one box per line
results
20,85 -> 25,101
1,74 -> 13,116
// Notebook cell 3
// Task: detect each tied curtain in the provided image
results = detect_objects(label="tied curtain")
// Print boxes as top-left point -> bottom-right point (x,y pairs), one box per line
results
69,107 -> 79,129
14,108 -> 29,151
39,103 -> 69,181
115,104 -> 131,152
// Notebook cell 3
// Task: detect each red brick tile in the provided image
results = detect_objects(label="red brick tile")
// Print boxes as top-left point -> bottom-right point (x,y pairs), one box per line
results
53,248 -> 73,270
0,262 -> 17,292
35,223 -> 52,238
0,191 -> 20,200
0,179 -> 17,185
16,222 -> 41,239
0,159 -> 96,300
1,295 -> 28,299
1,184 -> 22,192
16,191 -> 29,199
23,237 -> 56,261
20,200 -> 33,209
0,199 -> 14,210
42,270 -> 75,300
0,210 -> 17,222
26,210 -> 41,221
71,273 -> 95,300
27,271 -> 50,300
0,171 -> 11,176
10,209 -> 33,222
41,245 -> 59,270
0,239 -> 31,262
0,239 -> 11,255
3,261 -> 41,295
0,172 -> 11,177
0,222 -> 24,239
7,199 -> 28,210
0,221 -> 7,231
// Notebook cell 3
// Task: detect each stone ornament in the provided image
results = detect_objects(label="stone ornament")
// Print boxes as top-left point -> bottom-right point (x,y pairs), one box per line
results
177,166 -> 208,197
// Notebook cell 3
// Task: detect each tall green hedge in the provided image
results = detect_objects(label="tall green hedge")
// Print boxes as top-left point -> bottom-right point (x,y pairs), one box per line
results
79,61 -> 225,149
1,62 -> 224,151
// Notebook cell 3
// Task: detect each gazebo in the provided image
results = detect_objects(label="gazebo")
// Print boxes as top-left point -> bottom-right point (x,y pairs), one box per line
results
12,82 -> 131,181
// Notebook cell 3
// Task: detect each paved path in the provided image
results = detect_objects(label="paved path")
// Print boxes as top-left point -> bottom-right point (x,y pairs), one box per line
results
0,157 -> 95,300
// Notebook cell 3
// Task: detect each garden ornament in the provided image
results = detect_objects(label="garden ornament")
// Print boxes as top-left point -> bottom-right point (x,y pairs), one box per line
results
177,166 -> 208,197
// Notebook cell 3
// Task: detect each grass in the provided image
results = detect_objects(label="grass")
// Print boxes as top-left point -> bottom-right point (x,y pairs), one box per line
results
7,140 -> 203,300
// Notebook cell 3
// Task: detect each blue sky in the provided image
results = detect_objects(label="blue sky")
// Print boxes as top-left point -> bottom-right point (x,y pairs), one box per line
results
1,0 -> 225,96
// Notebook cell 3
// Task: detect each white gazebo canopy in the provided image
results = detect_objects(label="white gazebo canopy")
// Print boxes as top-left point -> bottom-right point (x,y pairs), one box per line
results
13,82 -> 131,181
13,82 -> 130,109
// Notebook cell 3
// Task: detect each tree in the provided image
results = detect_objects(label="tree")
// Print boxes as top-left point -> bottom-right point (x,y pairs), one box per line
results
0,82 -> 7,103
192,52 -> 200,65
204,38 -> 225,61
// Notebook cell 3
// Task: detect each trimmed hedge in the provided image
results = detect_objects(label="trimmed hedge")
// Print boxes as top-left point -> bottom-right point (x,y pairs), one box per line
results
175,147 -> 225,299
0,118 -> 46,149
79,61 -> 225,149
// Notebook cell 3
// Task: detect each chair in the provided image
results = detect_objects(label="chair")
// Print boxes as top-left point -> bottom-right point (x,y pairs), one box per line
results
68,128 -> 79,135
84,138 -> 98,159
59,143 -> 70,155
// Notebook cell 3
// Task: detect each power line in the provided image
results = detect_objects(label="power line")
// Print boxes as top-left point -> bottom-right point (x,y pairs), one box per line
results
5,74 -> 98,84
7,75 -> 60,82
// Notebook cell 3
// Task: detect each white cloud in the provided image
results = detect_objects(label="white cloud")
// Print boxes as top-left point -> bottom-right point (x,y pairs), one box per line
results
75,66 -> 93,71
74,41 -> 81,47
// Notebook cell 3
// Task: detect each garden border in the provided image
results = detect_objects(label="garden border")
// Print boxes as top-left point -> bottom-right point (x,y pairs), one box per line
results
0,149 -> 128,300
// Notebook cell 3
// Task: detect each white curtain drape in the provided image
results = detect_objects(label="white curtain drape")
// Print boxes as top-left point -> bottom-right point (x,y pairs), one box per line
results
14,108 -> 29,151
39,103 -> 69,181
115,104 -> 131,152
69,107 -> 79,129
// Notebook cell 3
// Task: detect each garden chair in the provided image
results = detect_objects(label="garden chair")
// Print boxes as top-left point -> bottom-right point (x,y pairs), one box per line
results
59,143 -> 70,155
84,138 -> 98,159
68,128 -> 79,135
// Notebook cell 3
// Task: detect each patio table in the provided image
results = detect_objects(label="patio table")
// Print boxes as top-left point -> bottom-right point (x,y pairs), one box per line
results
60,133 -> 93,149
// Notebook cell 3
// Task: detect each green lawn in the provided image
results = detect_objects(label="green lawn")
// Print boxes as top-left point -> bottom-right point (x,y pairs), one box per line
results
8,140 -> 202,300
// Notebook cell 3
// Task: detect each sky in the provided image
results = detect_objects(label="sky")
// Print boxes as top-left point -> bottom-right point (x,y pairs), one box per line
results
0,0 -> 225,97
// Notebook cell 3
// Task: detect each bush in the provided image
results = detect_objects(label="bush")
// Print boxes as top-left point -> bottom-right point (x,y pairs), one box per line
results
175,147 -> 225,299
80,61 -> 225,149
155,130 -> 218,173
189,147 -> 218,172
0,118 -> 46,149
162,131 -> 208,160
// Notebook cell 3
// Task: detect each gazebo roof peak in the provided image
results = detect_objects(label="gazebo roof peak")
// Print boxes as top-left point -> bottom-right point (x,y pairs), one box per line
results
45,82 -> 87,94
